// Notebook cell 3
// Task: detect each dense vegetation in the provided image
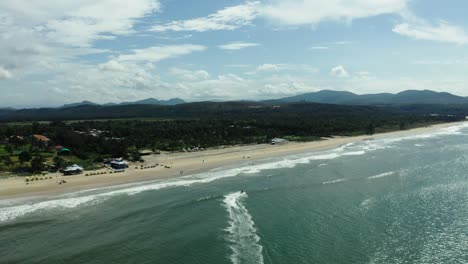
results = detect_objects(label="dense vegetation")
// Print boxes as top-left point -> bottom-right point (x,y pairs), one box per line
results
0,102 -> 463,174
2,100 -> 468,122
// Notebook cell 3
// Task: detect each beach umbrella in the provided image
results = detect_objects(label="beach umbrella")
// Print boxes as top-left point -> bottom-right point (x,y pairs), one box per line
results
58,148 -> 71,155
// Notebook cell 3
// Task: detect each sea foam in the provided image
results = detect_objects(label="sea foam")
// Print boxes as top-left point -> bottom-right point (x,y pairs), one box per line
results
0,195 -> 107,223
223,192 -> 264,264
379,123 -> 468,145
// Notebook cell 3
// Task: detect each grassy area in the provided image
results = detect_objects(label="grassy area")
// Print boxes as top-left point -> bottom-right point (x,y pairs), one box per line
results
0,145 -> 6,156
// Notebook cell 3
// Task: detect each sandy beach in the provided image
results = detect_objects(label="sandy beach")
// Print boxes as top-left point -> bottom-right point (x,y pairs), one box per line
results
0,121 -> 464,200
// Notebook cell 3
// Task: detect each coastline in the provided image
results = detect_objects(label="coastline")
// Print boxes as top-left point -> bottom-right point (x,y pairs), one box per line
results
0,121 -> 465,200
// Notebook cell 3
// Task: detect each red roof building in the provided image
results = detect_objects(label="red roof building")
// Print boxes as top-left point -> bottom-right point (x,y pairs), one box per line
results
33,134 -> 51,142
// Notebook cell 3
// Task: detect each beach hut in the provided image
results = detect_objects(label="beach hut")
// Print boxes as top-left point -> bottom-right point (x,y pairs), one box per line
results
270,138 -> 288,145
62,164 -> 83,176
110,158 -> 129,169
138,150 -> 153,156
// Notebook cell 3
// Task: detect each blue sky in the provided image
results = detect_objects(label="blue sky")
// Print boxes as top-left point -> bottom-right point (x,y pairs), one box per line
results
1,0 -> 468,107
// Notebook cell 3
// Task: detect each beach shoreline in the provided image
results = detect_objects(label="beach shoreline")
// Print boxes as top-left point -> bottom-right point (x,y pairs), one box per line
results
0,121 -> 465,201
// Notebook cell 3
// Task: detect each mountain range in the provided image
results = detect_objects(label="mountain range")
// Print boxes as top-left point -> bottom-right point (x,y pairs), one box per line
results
269,90 -> 468,105
61,98 -> 185,108
62,90 -> 468,109
3,89 -> 468,122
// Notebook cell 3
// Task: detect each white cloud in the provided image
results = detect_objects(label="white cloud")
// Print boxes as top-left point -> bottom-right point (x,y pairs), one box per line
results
260,0 -> 408,26
330,65 -> 350,78
151,2 -> 259,32
412,59 -> 468,65
98,60 -> 126,71
393,21 -> 468,45
0,67 -> 12,79
0,0 -> 160,83
332,41 -> 354,45
309,46 -> 329,50
356,71 -> 370,76
248,63 -> 319,75
257,64 -> 284,71
170,73 -> 318,100
1,0 -> 160,47
46,61 -> 163,104
219,42 -> 260,50
169,68 -> 210,81
117,44 -> 206,62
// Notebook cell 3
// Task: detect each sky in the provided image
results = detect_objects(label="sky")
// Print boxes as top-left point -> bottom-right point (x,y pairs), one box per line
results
1,0 -> 468,107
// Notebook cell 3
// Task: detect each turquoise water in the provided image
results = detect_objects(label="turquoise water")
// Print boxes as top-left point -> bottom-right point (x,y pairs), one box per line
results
1,124 -> 468,263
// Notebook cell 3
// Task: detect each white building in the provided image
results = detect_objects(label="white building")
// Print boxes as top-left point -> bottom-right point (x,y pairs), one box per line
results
271,138 -> 288,145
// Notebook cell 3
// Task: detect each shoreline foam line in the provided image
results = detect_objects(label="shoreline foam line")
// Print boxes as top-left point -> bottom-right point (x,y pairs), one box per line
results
223,192 -> 264,264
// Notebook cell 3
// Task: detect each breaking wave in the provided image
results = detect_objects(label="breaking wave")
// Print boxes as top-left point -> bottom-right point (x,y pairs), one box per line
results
322,178 -> 348,185
0,195 -> 107,223
368,171 -> 397,179
379,122 -> 468,145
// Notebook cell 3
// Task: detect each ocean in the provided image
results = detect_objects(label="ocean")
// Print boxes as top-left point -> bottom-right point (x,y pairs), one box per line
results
1,124 -> 468,264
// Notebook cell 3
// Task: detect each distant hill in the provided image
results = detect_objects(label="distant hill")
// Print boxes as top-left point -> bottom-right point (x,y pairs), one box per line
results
61,98 -> 185,108
0,101 -> 381,122
270,90 -> 468,105
271,90 -> 360,104
61,101 -> 99,108
4,90 -> 468,123
0,107 -> 16,111
120,98 -> 185,106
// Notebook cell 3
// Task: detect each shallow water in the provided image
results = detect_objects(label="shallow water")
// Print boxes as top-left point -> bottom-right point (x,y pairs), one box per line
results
1,124 -> 468,263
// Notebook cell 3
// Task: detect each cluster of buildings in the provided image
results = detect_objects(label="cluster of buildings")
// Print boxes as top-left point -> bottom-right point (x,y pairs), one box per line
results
75,129 -> 124,141
75,129 -> 107,137
61,158 -> 129,176
182,147 -> 205,152
2,133 -> 133,176
32,134 -> 71,155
